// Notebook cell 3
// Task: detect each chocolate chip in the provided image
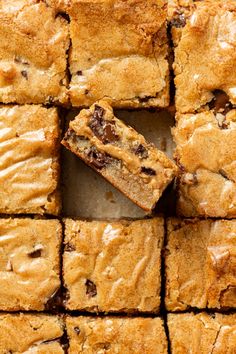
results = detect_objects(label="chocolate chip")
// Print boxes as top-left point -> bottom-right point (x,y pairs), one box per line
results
87,147 -> 112,169
89,105 -> 119,144
28,249 -> 42,258
21,70 -> 28,80
85,279 -> 97,297
45,288 -> 64,311
134,144 -> 148,159
209,90 -> 233,114
171,14 -> 186,28
141,167 -> 156,176
77,70 -> 83,75
74,327 -> 80,335
85,89 -> 89,95
64,243 -> 75,252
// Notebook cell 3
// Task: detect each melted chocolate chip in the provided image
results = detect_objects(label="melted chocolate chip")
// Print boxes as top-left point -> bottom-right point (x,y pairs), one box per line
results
87,147 -> 112,169
85,279 -> 97,297
141,167 -> 156,176
64,243 -> 76,252
77,70 -> 83,75
209,90 -> 233,114
21,70 -> 28,80
74,327 -> 80,335
89,105 -> 119,144
45,288 -> 64,312
28,249 -> 42,258
134,144 -> 148,159
171,14 -> 186,28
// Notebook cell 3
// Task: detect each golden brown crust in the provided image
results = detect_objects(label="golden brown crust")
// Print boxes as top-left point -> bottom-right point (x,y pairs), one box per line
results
0,218 -> 62,311
63,218 -> 164,313
0,313 -> 64,353
173,109 -> 236,217
66,316 -> 168,354
63,0 -> 169,108
166,218 -> 236,311
168,313 -> 236,354
0,105 -> 61,215
173,0 -> 236,113
0,0 -> 69,104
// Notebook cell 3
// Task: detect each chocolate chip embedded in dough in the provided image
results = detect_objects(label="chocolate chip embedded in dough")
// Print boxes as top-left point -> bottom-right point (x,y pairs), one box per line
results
21,70 -> 28,80
85,279 -> 97,297
141,167 -> 156,176
28,249 -> 42,258
134,144 -> 148,159
87,147 -> 112,169
171,14 -> 186,28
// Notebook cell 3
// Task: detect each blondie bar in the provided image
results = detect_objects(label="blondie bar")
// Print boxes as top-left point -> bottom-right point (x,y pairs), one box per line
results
0,0 -> 69,104
172,0 -> 236,113
63,218 -> 164,313
62,101 -> 177,212
0,105 -> 61,215
66,316 -> 168,354
173,109 -> 236,217
168,313 -> 236,354
165,218 -> 236,311
66,0 -> 169,108
0,218 -> 61,311
0,314 -> 64,353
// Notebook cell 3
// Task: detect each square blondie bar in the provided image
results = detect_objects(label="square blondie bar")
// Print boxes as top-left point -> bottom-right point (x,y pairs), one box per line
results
0,218 -> 61,311
0,0 -> 69,104
173,109 -> 236,217
66,316 -> 168,354
66,0 -> 169,108
62,101 -> 177,212
63,218 -> 164,313
172,0 -> 236,113
168,313 -> 236,354
0,313 -> 64,353
165,218 -> 236,311
0,105 -> 61,215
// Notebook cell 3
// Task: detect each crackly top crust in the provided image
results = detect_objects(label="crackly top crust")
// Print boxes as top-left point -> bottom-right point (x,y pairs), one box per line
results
168,312 -> 236,354
63,217 -> 164,313
66,316 -> 168,354
166,218 -> 236,310
0,105 -> 61,215
172,0 -> 236,113
62,0 -> 169,108
173,109 -> 236,217
0,0 -> 69,105
0,313 -> 64,353
0,218 -> 61,311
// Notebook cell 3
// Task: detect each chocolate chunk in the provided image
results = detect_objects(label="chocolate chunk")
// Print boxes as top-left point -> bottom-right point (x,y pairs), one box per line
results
209,90 -> 233,114
77,70 -> 83,75
89,105 -> 119,144
171,14 -> 186,28
45,288 -> 64,311
87,147 -> 112,169
21,70 -> 28,80
28,249 -> 42,258
85,279 -> 97,297
74,327 -> 80,335
64,243 -> 76,252
134,144 -> 148,159
141,167 -> 156,176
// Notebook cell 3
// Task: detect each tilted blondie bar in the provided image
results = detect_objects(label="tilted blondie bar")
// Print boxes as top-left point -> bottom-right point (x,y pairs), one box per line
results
0,313 -> 64,353
0,218 -> 61,311
63,218 -> 164,313
172,0 -> 236,113
168,313 -> 236,354
66,316 -> 168,354
65,0 -> 169,108
62,101 -> 177,211
0,0 -> 69,105
0,105 -> 61,215
173,109 -> 236,217
165,218 -> 236,311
